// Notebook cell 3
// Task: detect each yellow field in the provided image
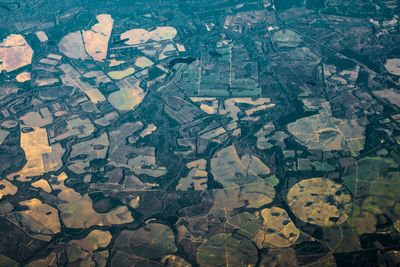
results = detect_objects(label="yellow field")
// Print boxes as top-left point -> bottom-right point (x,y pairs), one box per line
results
108,67 -> 135,80
0,34 -> 33,72
82,14 -> 114,61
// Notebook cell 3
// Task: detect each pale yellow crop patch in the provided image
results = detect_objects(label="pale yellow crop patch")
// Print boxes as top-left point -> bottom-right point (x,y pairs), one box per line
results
16,71 -> 31,82
8,127 -> 64,182
83,14 -> 114,61
0,34 -> 33,72
59,14 -> 113,61
135,56 -> 154,68
108,67 -> 135,80
385,58 -> 400,76
121,26 -> 177,45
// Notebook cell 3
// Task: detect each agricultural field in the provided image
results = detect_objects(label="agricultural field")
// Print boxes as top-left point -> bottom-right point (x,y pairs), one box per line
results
0,0 -> 400,266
